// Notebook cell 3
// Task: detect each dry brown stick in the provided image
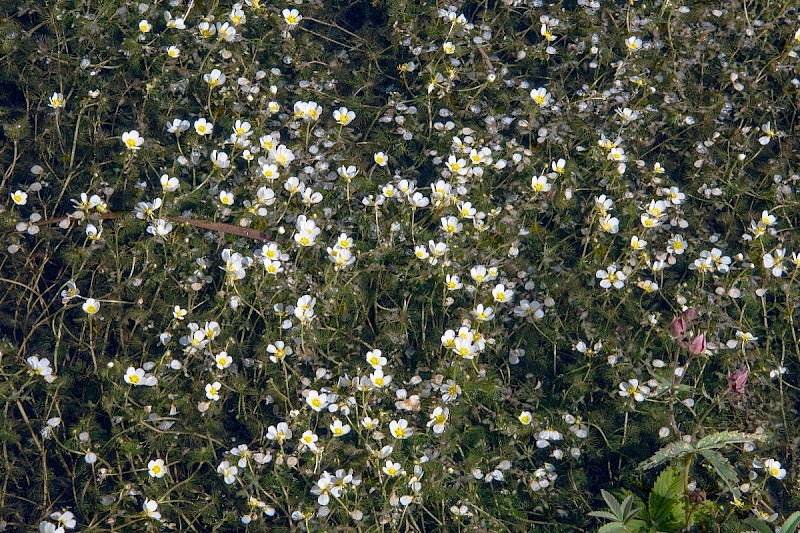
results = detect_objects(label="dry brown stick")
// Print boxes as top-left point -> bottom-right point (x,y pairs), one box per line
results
33,212 -> 271,241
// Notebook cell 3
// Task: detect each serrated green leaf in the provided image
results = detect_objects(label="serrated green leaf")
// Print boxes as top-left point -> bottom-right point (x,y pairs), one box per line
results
744,517 -> 774,533
639,441 -> 696,470
783,511 -> 800,533
648,466 -> 686,529
697,448 -> 741,500
651,466 -> 683,500
696,431 -> 767,450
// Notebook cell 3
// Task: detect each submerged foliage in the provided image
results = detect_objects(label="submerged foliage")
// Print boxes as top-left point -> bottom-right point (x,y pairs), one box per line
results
1,0 -> 799,530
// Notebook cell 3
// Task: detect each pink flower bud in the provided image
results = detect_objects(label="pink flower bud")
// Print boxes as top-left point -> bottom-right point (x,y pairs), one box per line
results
728,367 -> 748,395
670,316 -> 687,339
688,333 -> 706,355
682,307 -> 699,322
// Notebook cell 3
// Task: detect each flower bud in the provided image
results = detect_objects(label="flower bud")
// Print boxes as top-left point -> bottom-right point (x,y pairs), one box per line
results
669,316 -> 687,339
728,367 -> 748,395
682,307 -> 699,322
688,333 -> 706,355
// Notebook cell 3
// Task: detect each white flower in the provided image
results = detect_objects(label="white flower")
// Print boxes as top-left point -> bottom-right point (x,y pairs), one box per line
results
530,87 -> 552,107
374,151 -> 388,167
513,299 -> 544,320
333,106 -> 355,126
282,8 -> 302,27
148,458 -> 166,478
427,406 -> 449,434
121,130 -> 144,150
268,341 -> 292,363
370,368 -> 392,388
138,19 -> 152,33
294,215 -> 320,247
266,422 -> 292,443
389,419 -> 412,439
215,351 -> 232,370
167,118 -> 190,134
146,219 -> 173,237
167,45 -> 180,58
383,460 -> 404,476
330,419 -> 351,437
618,379 -> 650,402
667,234 -> 687,255
600,215 -> 619,234
472,304 -> 495,322
306,390 -> 328,412
82,298 -> 100,315
295,294 -> 316,323
518,411 -> 532,425
491,284 -> 513,303
203,68 -> 226,88
27,356 -> 55,382
211,150 -> 230,169
531,175 -> 551,193
160,175 -> 180,192
143,499 -> 161,520
48,92 -> 65,109
596,265 -> 626,289
270,144 -> 295,167
205,381 -> 222,401
763,458 -> 786,480
217,460 -> 238,484
625,36 -> 642,51
11,190 -> 28,206
300,430 -> 319,452
763,248 -> 786,277
194,118 -> 213,136
123,367 -> 156,386
49,511 -> 76,529
219,190 -> 234,206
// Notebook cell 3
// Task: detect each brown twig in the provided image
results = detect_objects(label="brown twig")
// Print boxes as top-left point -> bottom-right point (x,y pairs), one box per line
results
33,212 -> 271,242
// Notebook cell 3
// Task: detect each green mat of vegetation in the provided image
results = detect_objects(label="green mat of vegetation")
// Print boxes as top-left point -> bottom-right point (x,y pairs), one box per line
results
1,0 -> 799,530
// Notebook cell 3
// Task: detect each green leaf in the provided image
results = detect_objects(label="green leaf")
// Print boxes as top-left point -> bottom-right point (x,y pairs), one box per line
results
783,511 -> 800,533
696,431 -> 767,450
648,466 -> 686,529
589,511 -> 625,521
619,494 -> 640,521
639,440 -> 696,470
697,449 -> 741,500
598,523 -> 628,533
651,466 -> 683,500
601,489 -> 624,520
597,520 -> 646,533
743,518 -> 774,533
